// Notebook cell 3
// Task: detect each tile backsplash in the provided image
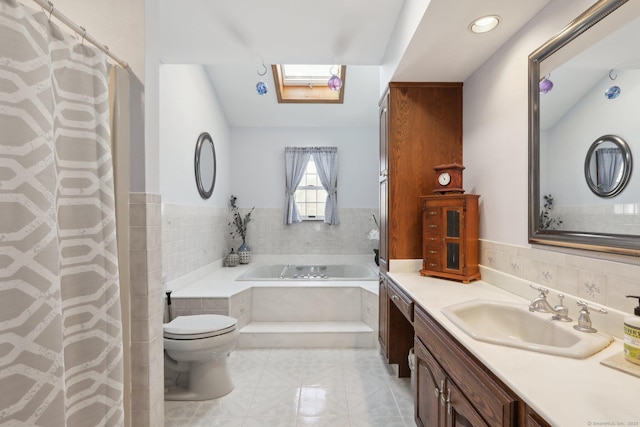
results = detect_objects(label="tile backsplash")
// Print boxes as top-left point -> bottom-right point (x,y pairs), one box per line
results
480,239 -> 640,316
162,205 -> 379,282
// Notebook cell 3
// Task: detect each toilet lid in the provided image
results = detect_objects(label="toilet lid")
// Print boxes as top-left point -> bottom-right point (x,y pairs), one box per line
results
164,314 -> 237,339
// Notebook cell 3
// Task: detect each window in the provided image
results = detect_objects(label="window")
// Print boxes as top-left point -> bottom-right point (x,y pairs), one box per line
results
284,146 -> 339,225
272,64 -> 346,104
295,155 -> 327,220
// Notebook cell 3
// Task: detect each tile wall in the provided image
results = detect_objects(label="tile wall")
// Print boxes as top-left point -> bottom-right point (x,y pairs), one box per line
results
480,240 -> 640,315
162,205 -> 380,282
161,204 -> 229,283
129,193 -> 164,427
552,204 -> 640,234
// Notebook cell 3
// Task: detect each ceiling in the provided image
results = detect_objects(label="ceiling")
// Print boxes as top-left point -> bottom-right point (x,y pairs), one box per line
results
158,0 -> 551,128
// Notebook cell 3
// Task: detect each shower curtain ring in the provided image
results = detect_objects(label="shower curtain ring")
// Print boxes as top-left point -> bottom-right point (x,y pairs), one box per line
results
257,63 -> 267,76
609,69 -> 617,80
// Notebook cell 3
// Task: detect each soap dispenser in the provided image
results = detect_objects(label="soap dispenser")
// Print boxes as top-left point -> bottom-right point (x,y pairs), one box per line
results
624,295 -> 640,365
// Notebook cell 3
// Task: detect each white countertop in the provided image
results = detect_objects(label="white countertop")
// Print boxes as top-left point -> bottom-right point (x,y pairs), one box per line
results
388,271 -> 640,427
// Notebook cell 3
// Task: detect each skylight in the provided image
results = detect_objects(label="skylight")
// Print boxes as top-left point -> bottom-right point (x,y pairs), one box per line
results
272,64 -> 346,104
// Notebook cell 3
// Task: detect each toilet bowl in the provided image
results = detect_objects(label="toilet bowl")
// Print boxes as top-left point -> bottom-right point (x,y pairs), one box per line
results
164,314 -> 239,401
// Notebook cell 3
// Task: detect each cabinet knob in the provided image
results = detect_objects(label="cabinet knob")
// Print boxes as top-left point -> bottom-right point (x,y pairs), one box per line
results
428,250 -> 437,255
428,211 -> 438,216
442,389 -> 451,414
435,379 -> 444,398
429,224 -> 438,229
429,263 -> 437,268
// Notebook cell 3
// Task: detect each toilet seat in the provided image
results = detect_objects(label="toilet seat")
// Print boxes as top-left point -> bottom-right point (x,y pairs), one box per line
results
164,314 -> 237,340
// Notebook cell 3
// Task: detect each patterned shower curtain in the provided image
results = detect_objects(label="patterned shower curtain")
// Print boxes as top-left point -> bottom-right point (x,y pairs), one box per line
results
0,1 -> 124,426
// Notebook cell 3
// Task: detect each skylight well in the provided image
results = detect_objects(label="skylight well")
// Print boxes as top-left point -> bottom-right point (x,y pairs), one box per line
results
272,64 -> 346,104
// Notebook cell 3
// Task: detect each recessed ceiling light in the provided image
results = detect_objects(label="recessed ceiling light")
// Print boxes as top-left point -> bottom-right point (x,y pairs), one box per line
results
470,15 -> 500,34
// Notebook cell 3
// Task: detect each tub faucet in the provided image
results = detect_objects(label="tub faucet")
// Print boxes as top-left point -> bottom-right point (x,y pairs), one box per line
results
528,286 -> 572,322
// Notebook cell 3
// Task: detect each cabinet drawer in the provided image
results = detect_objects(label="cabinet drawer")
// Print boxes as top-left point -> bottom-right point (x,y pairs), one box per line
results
388,280 -> 413,323
422,257 -> 441,271
414,306 -> 517,427
423,203 -> 442,219
423,235 -> 440,247
423,222 -> 440,234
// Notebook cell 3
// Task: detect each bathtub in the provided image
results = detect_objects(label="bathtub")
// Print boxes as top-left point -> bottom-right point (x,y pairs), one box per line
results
236,263 -> 378,281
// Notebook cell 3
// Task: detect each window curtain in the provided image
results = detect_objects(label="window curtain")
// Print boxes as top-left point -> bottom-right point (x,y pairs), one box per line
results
313,147 -> 340,225
0,1 -> 124,425
284,147 -> 311,224
596,147 -> 623,192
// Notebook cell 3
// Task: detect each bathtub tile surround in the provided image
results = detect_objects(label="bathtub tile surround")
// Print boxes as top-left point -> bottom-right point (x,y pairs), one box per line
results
130,193 -> 165,427
162,205 -> 379,283
247,208 -> 380,256
164,348 -> 413,427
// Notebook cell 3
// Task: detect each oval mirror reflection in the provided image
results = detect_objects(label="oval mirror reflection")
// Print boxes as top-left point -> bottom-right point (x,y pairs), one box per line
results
195,132 -> 216,199
584,134 -> 632,198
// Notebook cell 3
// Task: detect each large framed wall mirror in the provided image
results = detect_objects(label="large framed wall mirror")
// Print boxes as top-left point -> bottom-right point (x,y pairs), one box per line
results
195,132 -> 216,199
529,0 -> 640,255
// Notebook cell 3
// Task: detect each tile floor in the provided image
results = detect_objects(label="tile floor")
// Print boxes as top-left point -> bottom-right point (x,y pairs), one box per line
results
164,348 -> 416,427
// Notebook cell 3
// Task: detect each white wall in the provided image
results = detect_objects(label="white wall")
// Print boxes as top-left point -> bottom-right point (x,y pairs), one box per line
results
230,127 -> 379,209
463,0 -> 595,246
159,64 -> 232,206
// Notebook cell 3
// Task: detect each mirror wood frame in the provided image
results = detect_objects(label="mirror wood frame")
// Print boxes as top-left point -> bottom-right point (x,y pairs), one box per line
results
528,0 -> 640,256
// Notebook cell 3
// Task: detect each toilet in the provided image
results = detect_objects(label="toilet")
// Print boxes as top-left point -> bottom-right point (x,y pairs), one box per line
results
163,314 -> 239,401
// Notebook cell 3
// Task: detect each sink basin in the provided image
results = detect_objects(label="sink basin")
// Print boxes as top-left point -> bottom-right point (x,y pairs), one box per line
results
441,299 -> 613,359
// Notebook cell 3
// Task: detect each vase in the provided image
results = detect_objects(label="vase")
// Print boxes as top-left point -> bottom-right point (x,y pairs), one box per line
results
238,240 -> 252,264
225,248 -> 239,267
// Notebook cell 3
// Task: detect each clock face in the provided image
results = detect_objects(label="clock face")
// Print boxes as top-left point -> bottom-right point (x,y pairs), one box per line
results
438,172 -> 451,186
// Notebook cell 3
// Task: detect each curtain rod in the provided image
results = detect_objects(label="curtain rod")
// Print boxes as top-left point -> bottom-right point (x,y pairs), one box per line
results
30,0 -> 129,68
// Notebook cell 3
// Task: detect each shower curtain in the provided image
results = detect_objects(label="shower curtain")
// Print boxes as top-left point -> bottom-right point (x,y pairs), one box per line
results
0,1 -> 125,426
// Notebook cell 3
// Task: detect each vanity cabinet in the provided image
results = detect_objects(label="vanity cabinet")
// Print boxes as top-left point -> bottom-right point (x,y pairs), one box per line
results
414,306 -> 518,427
378,83 -> 463,274
520,404 -> 552,427
420,194 -> 480,283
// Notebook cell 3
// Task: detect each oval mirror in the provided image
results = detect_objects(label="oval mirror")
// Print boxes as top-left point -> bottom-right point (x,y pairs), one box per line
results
584,135 -> 632,198
195,132 -> 216,199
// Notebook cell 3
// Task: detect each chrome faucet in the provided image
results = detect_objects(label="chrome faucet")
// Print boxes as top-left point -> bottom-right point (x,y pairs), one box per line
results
574,300 -> 607,333
528,286 -> 572,322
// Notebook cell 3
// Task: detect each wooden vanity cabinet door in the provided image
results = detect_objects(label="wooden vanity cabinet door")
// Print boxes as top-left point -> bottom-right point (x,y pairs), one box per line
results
520,403 -> 552,427
414,337 -> 445,427
445,379 -> 488,427
414,336 -> 487,427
